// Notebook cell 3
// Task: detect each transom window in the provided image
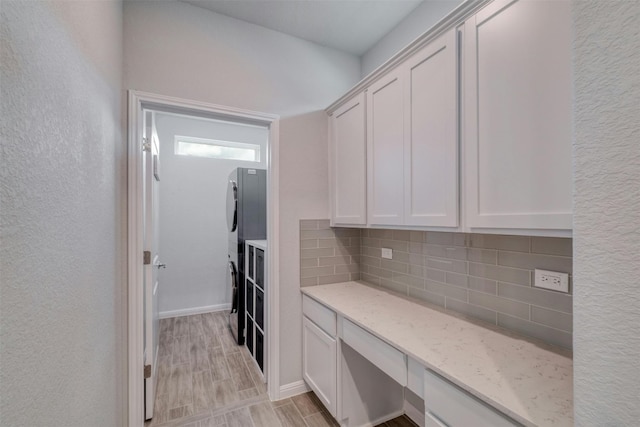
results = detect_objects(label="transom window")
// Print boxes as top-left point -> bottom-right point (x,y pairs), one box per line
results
175,135 -> 260,162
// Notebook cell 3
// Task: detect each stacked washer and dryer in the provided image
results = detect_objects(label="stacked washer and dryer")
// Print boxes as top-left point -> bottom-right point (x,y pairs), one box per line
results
226,168 -> 267,345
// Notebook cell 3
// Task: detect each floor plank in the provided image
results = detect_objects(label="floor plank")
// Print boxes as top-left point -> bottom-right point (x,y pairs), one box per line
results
190,335 -> 211,373
212,379 -> 239,409
173,335 -> 191,366
168,404 -> 193,421
292,392 -> 324,418
249,401 -> 281,427
220,329 -> 241,354
208,347 -> 230,382
189,315 -> 206,337
226,351 -> 256,392
200,313 -> 218,337
273,402 -> 306,427
160,318 -> 174,337
304,411 -> 338,427
173,317 -> 190,337
168,363 -> 193,409
224,407 -> 255,427
192,370 -> 217,413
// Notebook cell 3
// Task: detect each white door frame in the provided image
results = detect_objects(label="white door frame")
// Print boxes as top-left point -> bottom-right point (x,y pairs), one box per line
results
127,90 -> 281,426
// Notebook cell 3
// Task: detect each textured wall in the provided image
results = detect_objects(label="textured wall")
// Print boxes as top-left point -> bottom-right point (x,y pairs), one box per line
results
573,1 -> 640,425
124,1 -> 361,388
154,113 -> 268,315
361,0 -> 462,77
0,1 -> 124,426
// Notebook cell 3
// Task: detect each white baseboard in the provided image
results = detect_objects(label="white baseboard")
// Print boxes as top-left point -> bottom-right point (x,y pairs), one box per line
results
404,398 -> 425,427
278,380 -> 310,400
159,303 -> 231,319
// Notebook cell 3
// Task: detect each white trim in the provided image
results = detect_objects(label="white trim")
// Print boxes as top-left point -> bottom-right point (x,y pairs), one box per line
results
404,398 -> 425,427
266,120 -> 281,401
159,304 -> 231,319
127,90 -> 280,426
278,380 -> 310,399
127,91 -> 145,427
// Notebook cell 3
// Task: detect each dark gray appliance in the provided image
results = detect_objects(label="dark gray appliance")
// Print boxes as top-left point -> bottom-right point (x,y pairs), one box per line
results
227,168 -> 266,345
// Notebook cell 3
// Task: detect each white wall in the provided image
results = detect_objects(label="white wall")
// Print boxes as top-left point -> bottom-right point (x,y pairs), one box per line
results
361,0 -> 462,77
573,1 -> 640,425
154,112 -> 268,316
0,1 -> 125,425
124,0 -> 360,389
279,111 -> 331,384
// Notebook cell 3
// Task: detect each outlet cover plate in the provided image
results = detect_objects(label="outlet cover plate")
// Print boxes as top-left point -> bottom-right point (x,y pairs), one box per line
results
534,269 -> 569,293
381,248 -> 393,259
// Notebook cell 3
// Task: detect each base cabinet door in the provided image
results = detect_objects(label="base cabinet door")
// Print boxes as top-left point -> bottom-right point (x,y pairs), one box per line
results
464,0 -> 572,231
303,317 -> 337,416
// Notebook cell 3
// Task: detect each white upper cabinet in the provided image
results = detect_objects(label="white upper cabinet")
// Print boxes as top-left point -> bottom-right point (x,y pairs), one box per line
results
404,29 -> 459,227
327,0 -> 572,236
366,29 -> 459,228
367,68 -> 405,226
463,0 -> 572,231
330,93 -> 366,225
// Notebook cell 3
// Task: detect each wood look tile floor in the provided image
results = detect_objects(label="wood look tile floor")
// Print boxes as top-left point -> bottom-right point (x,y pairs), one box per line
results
147,312 -> 416,427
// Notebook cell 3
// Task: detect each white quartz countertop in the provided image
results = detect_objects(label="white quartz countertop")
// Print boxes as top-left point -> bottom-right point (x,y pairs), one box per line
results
301,281 -> 573,427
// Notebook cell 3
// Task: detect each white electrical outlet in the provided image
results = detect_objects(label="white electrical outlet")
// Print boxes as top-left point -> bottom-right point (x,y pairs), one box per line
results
381,248 -> 393,259
534,269 -> 569,293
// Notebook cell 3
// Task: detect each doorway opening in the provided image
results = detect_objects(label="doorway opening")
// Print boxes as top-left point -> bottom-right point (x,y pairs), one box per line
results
127,91 -> 280,426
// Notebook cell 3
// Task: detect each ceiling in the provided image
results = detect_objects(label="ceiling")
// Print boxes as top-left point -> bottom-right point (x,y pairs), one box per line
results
179,0 -> 424,56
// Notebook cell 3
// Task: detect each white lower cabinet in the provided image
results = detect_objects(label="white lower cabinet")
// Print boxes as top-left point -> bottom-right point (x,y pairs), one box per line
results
302,294 -> 523,427
423,369 -> 519,427
302,317 -> 337,417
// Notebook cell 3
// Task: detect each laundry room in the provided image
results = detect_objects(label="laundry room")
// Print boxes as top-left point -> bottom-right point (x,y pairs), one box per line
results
154,111 -> 268,319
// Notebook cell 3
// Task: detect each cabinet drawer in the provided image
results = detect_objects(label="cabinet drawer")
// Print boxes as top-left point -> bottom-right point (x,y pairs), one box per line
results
341,319 -> 407,386
424,369 -> 519,427
302,295 -> 336,337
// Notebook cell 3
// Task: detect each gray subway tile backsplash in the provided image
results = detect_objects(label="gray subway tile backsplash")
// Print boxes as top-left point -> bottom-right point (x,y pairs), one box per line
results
497,313 -> 572,349
468,262 -> 531,286
531,237 -> 573,257
531,306 -> 573,333
468,291 -> 530,320
299,220 -> 361,287
300,222 -> 574,349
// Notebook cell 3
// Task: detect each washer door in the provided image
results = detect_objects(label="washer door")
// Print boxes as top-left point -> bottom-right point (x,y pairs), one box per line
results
229,261 -> 238,314
227,180 -> 238,232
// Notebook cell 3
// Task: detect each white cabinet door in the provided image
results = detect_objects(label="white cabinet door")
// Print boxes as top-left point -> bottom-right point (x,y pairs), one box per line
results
303,317 -> 337,416
367,68 -> 405,226
464,0 -> 572,231
404,28 -> 459,227
330,93 -> 367,225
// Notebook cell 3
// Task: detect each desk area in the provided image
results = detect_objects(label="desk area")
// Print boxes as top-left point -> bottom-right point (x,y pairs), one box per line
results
301,281 -> 573,427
